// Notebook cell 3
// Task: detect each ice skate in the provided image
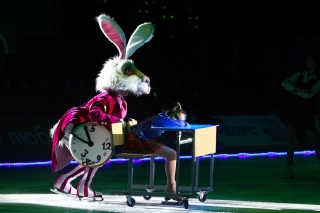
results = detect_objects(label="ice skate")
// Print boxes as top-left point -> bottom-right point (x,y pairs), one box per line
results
53,176 -> 77,195
53,165 -> 85,196
76,167 -> 104,201
77,187 -> 103,201
162,194 -> 183,205
50,188 -> 77,198
282,165 -> 294,179
161,195 -> 184,205
162,183 -> 182,204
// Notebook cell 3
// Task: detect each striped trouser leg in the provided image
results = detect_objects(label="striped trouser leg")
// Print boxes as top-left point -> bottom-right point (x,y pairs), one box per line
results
54,164 -> 85,194
77,167 -> 101,197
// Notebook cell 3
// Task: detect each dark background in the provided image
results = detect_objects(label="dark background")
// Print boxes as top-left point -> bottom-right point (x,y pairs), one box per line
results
1,0 -> 320,161
1,0 -> 320,117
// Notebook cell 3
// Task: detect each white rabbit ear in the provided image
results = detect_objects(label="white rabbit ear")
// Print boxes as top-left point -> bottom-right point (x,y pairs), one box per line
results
97,14 -> 126,59
125,23 -> 154,59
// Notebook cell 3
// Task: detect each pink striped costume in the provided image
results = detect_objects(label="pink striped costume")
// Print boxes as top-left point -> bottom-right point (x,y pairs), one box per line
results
50,13 -> 154,199
51,91 -> 127,197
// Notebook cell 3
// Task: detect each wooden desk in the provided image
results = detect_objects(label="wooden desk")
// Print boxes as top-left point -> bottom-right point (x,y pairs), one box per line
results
150,124 -> 217,197
109,124 -> 218,209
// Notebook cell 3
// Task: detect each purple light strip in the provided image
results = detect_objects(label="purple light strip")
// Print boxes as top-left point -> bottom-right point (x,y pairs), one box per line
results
0,150 -> 315,167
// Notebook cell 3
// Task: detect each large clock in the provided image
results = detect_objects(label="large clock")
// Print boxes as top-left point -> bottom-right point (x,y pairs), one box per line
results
69,122 -> 113,168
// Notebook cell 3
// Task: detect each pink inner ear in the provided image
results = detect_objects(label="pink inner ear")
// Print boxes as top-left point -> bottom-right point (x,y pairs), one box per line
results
101,21 -> 125,59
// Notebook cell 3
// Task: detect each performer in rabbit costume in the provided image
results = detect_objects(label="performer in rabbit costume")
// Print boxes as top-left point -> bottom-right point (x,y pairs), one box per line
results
50,14 -> 154,199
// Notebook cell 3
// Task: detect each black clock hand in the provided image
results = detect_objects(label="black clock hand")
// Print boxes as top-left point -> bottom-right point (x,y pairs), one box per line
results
73,134 -> 93,147
84,126 -> 93,142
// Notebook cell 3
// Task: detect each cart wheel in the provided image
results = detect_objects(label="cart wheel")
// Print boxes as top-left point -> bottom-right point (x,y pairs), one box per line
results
198,194 -> 207,202
183,199 -> 189,209
143,195 -> 151,200
126,197 -> 136,207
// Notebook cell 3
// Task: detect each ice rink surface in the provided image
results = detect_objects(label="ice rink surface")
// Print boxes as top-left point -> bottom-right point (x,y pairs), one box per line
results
1,193 -> 320,212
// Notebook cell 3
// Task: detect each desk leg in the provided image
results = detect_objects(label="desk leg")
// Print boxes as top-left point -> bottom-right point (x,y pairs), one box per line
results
127,158 -> 133,192
149,155 -> 155,187
175,131 -> 181,193
195,157 -> 199,188
210,154 -> 214,189
191,130 -> 196,195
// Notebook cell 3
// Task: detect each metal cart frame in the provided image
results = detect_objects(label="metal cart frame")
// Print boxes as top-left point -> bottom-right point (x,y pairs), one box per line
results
109,124 -> 218,209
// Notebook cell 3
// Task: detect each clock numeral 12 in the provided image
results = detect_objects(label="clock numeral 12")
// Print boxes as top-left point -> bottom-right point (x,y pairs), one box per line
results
102,142 -> 111,150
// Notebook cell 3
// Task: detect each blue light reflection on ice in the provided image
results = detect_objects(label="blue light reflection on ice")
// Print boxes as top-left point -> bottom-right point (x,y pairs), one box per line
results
0,150 -> 315,167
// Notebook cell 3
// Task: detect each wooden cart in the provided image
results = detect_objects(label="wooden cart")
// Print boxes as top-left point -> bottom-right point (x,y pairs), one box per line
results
109,122 -> 218,209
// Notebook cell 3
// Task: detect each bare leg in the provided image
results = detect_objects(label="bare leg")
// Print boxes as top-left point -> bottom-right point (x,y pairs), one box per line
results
286,126 -> 297,166
304,130 -> 320,162
154,146 -> 179,199
282,125 -> 297,179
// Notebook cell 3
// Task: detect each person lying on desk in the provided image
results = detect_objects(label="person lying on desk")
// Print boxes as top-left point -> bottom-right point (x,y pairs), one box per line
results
123,102 -> 189,202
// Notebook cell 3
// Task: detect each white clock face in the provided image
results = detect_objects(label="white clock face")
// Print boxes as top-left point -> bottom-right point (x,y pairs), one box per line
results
69,122 -> 113,168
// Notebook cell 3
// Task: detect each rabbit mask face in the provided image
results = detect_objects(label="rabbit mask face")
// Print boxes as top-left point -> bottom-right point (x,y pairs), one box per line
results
95,15 -> 154,96
96,58 -> 150,95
